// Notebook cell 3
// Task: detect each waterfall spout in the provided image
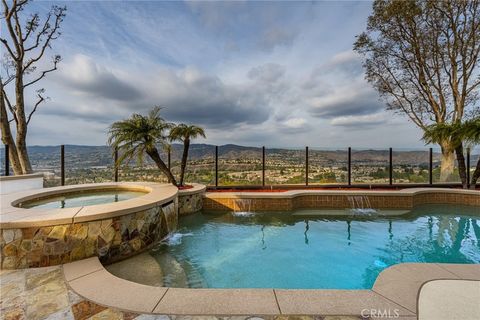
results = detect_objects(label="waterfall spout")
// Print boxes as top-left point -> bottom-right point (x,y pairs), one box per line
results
163,202 -> 178,233
347,195 -> 377,215
232,198 -> 255,217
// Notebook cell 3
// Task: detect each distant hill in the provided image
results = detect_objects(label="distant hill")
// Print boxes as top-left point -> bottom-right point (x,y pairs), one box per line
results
0,144 -> 478,170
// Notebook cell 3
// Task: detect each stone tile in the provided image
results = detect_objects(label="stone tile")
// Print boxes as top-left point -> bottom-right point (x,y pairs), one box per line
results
153,288 -> 280,315
274,289 -> 413,316
418,280 -> 480,320
63,257 -> 104,281
435,263 -> 480,280
1,307 -> 26,320
26,268 -> 63,290
47,307 -> 75,320
68,269 -> 167,313
25,276 -> 69,320
133,315 -> 171,320
87,308 -> 124,320
67,289 -> 84,305
72,300 -> 107,320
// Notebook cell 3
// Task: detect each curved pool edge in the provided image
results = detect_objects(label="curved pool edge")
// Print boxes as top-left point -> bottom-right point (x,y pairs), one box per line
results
63,256 -> 480,316
0,182 -> 178,228
204,187 -> 480,212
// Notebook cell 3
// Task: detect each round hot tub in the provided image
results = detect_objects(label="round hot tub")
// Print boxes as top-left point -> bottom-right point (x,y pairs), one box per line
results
0,182 -> 178,269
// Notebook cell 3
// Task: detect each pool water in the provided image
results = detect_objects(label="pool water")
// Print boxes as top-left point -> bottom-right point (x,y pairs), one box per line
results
20,190 -> 146,209
148,204 -> 480,289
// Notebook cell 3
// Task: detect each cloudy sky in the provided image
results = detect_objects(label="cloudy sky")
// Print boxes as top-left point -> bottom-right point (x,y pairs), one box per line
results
5,0 -> 426,148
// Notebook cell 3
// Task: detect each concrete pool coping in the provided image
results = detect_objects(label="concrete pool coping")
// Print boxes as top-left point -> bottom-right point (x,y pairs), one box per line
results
63,257 -> 480,316
0,182 -> 178,228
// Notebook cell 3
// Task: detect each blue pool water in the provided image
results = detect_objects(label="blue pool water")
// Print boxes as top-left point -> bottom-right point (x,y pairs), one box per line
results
148,204 -> 480,289
20,190 -> 146,209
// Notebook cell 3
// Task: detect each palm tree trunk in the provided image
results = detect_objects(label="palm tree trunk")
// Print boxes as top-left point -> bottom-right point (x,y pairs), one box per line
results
180,138 -> 190,186
146,148 -> 177,186
455,145 -> 468,189
470,158 -> 480,189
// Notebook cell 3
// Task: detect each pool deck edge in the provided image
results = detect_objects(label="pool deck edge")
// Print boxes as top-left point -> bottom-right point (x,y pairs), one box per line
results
62,257 -> 480,316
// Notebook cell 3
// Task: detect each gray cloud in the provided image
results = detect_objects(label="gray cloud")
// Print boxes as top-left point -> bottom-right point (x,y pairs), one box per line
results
308,87 -> 384,119
54,55 -> 141,101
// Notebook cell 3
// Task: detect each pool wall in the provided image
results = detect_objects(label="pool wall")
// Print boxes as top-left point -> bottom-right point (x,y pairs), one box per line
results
203,188 -> 480,212
0,183 -> 178,269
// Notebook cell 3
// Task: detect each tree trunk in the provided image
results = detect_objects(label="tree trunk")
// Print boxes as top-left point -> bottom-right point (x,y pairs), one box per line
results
470,158 -> 480,189
146,148 -> 177,186
179,138 -> 190,186
0,86 -> 23,175
454,144 -> 468,189
15,66 -> 33,174
439,140 -> 455,182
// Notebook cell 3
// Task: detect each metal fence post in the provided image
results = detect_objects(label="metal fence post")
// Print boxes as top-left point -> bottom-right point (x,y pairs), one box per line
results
114,147 -> 119,182
389,147 -> 393,185
429,148 -> 433,185
466,148 -> 471,189
215,146 -> 218,187
348,147 -> 352,186
4,144 -> 9,176
262,146 -> 265,186
305,146 -> 309,186
61,145 -> 65,186
167,148 -> 171,183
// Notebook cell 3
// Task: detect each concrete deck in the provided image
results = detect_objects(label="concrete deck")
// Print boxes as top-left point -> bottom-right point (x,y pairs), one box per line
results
61,257 -> 480,317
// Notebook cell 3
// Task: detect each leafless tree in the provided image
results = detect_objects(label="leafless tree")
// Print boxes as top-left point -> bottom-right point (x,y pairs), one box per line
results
354,0 -> 480,181
1,0 -> 66,174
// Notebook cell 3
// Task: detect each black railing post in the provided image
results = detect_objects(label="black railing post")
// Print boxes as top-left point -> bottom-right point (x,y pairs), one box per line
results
389,147 -> 393,185
347,147 -> 352,186
429,148 -> 433,185
262,146 -> 265,186
167,148 -> 171,183
305,146 -> 309,186
114,147 -> 119,182
215,146 -> 218,187
61,144 -> 65,186
466,148 -> 471,189
4,144 -> 10,176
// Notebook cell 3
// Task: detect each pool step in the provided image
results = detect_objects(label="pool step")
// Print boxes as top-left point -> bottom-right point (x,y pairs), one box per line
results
105,252 -> 164,287
155,252 -> 189,288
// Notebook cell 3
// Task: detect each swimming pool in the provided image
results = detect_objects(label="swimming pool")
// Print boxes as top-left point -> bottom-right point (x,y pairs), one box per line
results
18,190 -> 146,209
109,204 -> 480,289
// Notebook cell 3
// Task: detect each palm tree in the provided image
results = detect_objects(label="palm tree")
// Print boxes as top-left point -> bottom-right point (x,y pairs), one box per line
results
423,118 -> 480,189
108,107 -> 177,186
169,124 -> 206,186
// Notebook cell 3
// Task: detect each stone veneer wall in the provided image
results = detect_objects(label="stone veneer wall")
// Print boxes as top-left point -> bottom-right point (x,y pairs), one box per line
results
203,192 -> 480,211
178,184 -> 206,216
0,202 -> 176,269
178,192 -> 203,216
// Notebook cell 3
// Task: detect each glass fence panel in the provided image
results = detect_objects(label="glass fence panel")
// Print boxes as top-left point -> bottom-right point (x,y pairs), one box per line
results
218,145 -> 262,186
0,147 -> 6,176
392,149 -> 429,184
432,149 -> 461,184
351,149 -> 389,184
184,145 -> 215,186
470,147 -> 479,186
64,145 -> 114,185
309,148 -> 348,184
265,148 -> 305,185
29,146 -> 61,187
118,147 -> 168,183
